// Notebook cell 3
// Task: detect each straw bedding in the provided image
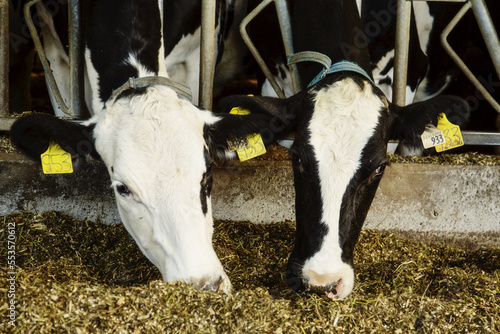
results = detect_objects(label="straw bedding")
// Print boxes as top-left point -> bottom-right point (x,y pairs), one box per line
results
1,211 -> 498,333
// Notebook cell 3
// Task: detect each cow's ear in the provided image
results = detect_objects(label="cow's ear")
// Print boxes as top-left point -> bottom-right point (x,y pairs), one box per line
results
389,95 -> 470,149
207,95 -> 297,159
10,114 -> 100,168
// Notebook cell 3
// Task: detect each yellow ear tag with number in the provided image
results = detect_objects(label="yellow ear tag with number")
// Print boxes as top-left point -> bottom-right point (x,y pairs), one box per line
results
435,113 -> 464,152
228,106 -> 267,161
41,142 -> 74,174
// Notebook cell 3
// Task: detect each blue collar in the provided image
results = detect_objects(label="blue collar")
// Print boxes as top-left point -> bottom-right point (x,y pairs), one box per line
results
288,51 -> 374,88
307,60 -> 374,87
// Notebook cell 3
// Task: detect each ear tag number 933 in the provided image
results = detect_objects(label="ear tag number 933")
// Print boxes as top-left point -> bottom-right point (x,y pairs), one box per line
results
420,113 -> 464,152
40,142 -> 74,174
228,106 -> 266,161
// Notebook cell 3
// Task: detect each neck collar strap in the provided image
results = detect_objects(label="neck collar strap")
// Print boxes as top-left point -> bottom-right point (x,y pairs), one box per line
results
288,51 -> 374,88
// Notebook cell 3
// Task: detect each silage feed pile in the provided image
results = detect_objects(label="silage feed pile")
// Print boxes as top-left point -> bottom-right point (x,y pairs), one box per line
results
1,212 -> 499,333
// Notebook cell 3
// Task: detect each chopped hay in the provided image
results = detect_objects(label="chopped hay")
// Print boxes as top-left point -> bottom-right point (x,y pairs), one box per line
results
1,212 -> 499,333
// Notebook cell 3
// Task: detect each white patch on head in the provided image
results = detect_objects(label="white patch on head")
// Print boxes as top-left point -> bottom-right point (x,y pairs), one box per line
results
164,24 -> 221,106
373,49 -> 416,105
356,0 -> 362,17
413,2 -> 433,55
303,77 -> 385,298
84,47 -> 102,114
414,74 -> 453,102
126,54 -> 157,78
261,64 -> 295,98
87,86 -> 230,291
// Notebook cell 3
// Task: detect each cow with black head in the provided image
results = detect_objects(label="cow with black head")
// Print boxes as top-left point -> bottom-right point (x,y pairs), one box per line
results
219,0 -> 470,298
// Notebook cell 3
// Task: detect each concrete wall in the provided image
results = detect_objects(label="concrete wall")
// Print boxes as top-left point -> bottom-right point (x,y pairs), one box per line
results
1,153 -> 499,248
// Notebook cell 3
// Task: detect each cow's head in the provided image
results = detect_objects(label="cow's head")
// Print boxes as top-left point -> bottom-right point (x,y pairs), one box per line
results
218,75 -> 469,299
11,85 -> 293,293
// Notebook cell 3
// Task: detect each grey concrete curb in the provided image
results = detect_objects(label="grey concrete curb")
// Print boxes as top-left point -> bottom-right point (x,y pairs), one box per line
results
1,153 -> 499,248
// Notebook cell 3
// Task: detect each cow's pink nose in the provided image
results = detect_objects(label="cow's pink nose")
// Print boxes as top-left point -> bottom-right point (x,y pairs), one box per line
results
192,276 -> 230,293
302,267 -> 354,299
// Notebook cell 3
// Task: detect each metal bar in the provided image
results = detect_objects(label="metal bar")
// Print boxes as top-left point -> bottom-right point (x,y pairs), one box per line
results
199,0 -> 216,110
274,0 -> 301,94
462,131 -> 500,145
68,0 -> 84,118
24,0 -> 72,116
469,0 -> 500,80
240,0 -> 286,99
0,0 -> 8,117
393,0 -> 412,106
440,1 -> 500,114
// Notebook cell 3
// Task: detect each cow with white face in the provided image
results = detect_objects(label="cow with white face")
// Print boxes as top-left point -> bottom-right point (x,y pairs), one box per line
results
220,0 -> 470,298
10,0 -> 293,293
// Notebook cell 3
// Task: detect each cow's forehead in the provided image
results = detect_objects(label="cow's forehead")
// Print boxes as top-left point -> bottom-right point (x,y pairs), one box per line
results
91,87 -> 216,193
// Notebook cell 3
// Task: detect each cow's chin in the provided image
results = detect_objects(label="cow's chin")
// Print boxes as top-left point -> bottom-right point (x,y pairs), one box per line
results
114,202 -> 231,294
285,261 -> 355,299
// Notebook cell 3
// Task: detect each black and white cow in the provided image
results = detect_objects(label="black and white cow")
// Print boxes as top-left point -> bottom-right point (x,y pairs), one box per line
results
218,0 -> 470,298
359,0 -> 500,108
359,0 -> 500,154
10,0 -> 293,293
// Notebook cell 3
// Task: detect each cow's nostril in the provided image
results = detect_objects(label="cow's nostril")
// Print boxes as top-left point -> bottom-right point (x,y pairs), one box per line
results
195,276 -> 224,293
303,279 -> 341,298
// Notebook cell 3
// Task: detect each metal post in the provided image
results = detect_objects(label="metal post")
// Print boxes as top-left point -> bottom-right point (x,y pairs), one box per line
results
393,0 -> 412,106
0,0 -> 8,117
469,0 -> 500,81
68,0 -> 84,118
199,0 -> 216,110
274,0 -> 301,93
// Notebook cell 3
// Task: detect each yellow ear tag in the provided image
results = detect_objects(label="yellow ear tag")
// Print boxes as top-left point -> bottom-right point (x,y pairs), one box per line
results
435,113 -> 464,152
40,142 -> 74,174
228,106 -> 267,161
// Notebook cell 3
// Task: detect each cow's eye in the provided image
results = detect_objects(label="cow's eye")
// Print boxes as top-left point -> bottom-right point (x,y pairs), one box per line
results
374,163 -> 387,176
116,183 -> 131,197
368,160 -> 389,184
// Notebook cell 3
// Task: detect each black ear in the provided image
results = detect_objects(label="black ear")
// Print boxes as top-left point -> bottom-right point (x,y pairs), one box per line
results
10,114 -> 99,166
390,95 -> 470,149
208,94 -> 298,158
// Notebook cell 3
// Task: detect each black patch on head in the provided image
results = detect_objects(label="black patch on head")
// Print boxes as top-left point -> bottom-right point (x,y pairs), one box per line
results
284,104 -> 326,292
199,147 -> 213,215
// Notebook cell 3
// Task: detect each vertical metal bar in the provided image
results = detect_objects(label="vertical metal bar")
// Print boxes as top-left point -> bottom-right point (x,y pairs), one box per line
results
69,0 -> 83,118
393,0 -> 412,106
274,0 -> 301,93
199,0 -> 216,110
469,0 -> 500,80
0,0 -> 8,117
24,0 -> 71,116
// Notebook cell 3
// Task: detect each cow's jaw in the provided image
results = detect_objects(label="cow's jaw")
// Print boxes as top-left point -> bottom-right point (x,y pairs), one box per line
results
89,86 -> 231,293
290,77 -> 386,299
